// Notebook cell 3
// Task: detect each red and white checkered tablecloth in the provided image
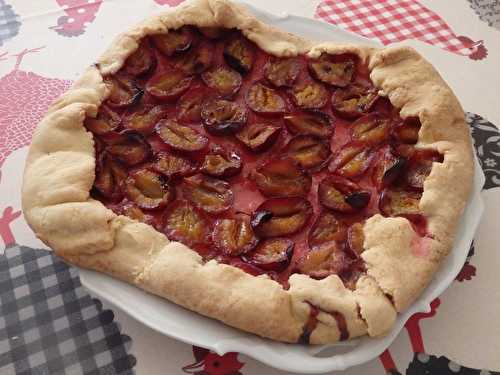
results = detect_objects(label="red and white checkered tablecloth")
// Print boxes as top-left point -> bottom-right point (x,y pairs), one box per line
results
315,0 -> 487,59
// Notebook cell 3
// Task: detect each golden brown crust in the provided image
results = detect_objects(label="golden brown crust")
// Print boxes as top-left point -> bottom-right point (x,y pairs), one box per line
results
21,0 -> 473,344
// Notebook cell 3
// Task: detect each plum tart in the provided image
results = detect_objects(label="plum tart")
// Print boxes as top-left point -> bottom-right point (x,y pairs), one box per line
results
23,0 -> 473,344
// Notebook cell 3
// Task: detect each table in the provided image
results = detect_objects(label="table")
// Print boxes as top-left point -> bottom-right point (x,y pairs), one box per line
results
1,0 -> 499,374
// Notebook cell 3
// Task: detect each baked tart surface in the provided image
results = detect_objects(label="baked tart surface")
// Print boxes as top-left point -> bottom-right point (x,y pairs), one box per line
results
22,0 -> 473,344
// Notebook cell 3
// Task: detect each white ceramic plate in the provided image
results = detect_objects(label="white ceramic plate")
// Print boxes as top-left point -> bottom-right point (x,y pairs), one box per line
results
80,4 -> 486,373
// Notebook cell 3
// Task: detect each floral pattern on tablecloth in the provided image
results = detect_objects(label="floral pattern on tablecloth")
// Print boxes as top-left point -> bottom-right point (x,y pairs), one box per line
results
468,112 -> 500,189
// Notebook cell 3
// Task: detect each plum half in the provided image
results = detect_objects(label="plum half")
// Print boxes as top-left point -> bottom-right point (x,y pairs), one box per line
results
201,99 -> 247,135
153,151 -> 197,179
104,74 -> 142,108
93,152 -> 127,200
177,87 -> 207,124
151,27 -> 193,56
124,168 -> 175,210
123,41 -> 156,76
281,135 -> 331,171
350,113 -> 392,145
201,66 -> 242,97
182,174 -> 234,214
371,145 -> 407,189
290,81 -> 329,110
84,105 -> 121,135
246,82 -> 286,115
251,158 -> 312,197
104,130 -> 152,166
318,175 -> 371,213
264,57 -> 301,87
200,149 -> 242,178
296,242 -> 350,279
145,69 -> 192,101
284,111 -> 333,138
122,105 -> 167,135
213,215 -> 259,256
164,201 -> 211,246
235,122 -> 281,153
308,211 -> 347,248
379,188 -> 422,217
331,84 -> 378,119
245,238 -> 294,272
173,43 -> 213,74
251,197 -> 313,238
329,142 -> 374,179
223,36 -> 254,74
308,54 -> 355,87
156,119 -> 208,152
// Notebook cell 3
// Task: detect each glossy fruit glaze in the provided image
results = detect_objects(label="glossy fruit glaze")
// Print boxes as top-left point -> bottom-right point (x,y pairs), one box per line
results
87,26 -> 442,289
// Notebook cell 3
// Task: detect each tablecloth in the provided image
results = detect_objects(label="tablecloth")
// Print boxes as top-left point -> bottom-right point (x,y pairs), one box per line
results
0,0 -> 499,374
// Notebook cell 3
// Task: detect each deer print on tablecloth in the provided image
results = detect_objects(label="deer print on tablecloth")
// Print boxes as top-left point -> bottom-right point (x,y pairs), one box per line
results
315,0 -> 488,60
0,167 -> 21,249
0,205 -> 21,248
183,346 -> 244,375
0,47 -> 72,167
456,242 -> 477,282
50,0 -> 103,37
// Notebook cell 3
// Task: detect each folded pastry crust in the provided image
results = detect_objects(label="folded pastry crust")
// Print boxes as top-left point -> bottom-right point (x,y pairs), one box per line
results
22,0 -> 473,343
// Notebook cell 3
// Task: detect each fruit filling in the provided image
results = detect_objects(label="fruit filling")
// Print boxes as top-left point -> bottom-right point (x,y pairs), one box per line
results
88,28 -> 441,288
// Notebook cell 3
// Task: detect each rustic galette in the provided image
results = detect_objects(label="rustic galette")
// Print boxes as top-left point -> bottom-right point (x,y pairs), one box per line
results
22,0 -> 473,344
